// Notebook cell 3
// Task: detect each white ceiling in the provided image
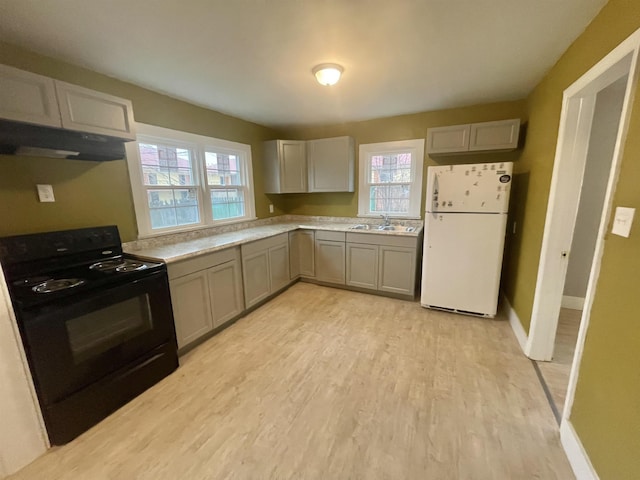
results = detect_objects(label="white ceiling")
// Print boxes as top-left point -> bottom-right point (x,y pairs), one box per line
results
0,0 -> 606,128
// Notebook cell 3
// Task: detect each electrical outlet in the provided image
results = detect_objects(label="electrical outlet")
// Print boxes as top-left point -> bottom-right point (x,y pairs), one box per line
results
37,184 -> 55,203
269,204 -> 274,214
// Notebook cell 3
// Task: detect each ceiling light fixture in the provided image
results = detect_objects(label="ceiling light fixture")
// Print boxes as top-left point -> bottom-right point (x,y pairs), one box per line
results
312,64 -> 344,86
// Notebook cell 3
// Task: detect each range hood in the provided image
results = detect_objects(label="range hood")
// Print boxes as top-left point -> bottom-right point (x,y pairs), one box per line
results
0,119 -> 128,161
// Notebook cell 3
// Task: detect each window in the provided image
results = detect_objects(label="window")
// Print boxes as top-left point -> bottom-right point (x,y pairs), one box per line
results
358,139 -> 425,219
126,123 -> 255,237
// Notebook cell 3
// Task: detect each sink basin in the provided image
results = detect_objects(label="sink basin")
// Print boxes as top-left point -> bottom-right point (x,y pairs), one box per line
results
376,225 -> 416,232
349,224 -> 371,230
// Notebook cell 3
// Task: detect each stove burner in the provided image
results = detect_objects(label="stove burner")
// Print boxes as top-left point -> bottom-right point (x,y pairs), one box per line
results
89,260 -> 125,272
116,261 -> 147,273
14,276 -> 53,288
89,259 -> 148,273
32,278 -> 86,294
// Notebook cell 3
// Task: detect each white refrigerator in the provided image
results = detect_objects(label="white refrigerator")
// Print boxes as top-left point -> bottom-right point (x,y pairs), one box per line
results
420,161 -> 513,317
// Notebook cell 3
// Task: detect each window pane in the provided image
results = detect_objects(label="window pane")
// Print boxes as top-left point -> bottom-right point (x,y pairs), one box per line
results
139,143 -> 195,186
369,185 -> 411,214
147,188 -> 200,229
211,188 -> 245,220
206,151 -> 241,186
370,153 -> 412,183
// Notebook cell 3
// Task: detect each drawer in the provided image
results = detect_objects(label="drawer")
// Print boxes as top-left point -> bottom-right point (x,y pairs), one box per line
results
315,230 -> 346,242
346,232 -> 418,248
167,247 -> 238,280
240,232 -> 288,256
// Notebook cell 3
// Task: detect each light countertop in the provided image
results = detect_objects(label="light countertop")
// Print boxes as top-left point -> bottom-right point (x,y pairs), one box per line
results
124,218 -> 423,264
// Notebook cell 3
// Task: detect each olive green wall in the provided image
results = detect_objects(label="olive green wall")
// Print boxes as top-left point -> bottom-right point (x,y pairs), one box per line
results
502,0 -> 640,478
279,101 -> 527,217
0,42 -> 285,242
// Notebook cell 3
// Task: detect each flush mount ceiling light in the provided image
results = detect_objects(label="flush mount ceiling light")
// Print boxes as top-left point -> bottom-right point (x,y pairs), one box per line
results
312,63 -> 344,86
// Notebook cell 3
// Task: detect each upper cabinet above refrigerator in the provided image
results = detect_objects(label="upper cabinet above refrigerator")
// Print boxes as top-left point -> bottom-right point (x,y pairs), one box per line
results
426,118 -> 520,155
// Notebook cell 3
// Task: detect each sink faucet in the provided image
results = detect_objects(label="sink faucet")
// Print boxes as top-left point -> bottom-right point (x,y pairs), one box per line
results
381,214 -> 391,226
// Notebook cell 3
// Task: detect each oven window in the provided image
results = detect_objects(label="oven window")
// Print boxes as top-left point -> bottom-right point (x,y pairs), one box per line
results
65,295 -> 154,364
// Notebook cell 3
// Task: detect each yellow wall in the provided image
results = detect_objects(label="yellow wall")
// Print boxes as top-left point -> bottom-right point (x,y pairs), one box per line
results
0,42 -> 285,242
280,102 -> 526,217
504,0 -> 640,478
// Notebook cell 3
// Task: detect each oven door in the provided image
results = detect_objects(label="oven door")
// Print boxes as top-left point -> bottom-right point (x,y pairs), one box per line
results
19,270 -> 177,404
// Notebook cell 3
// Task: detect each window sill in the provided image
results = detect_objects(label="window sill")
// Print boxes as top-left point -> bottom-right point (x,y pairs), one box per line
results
357,214 -> 422,220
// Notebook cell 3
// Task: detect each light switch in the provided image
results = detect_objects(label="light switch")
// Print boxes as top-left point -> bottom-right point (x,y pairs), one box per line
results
611,206 -> 635,237
36,184 -> 55,203
269,204 -> 274,213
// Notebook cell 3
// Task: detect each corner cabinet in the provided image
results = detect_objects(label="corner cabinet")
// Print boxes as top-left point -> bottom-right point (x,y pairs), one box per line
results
307,136 -> 355,192
289,230 -> 315,279
167,247 -> 244,350
263,140 -> 307,193
0,63 -> 135,139
426,119 -> 520,155
241,233 -> 291,308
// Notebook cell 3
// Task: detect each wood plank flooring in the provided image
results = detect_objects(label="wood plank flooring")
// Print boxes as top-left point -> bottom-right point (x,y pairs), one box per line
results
9,283 -> 573,479
536,308 -> 582,415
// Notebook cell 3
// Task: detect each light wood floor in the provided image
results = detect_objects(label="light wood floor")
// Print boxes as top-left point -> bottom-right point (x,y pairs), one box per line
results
536,308 -> 582,415
10,283 -> 573,480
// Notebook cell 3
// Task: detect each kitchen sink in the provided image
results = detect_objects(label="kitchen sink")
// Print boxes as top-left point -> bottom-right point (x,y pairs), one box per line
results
349,224 -> 371,230
376,225 -> 416,232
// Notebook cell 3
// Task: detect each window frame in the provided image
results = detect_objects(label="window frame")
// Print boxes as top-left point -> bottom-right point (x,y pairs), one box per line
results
357,139 -> 425,219
126,123 -> 256,238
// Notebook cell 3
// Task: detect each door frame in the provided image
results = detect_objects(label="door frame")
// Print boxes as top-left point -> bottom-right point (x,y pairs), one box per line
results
525,27 -> 640,423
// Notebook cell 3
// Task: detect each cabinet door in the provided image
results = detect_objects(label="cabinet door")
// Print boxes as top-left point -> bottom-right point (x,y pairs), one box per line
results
426,124 -> 471,154
469,119 -> 520,151
242,250 -> 271,308
55,81 -> 135,139
170,271 -> 213,349
346,243 -> 378,290
289,231 -> 301,279
279,140 -> 307,193
208,259 -> 244,328
298,230 -> 315,277
307,136 -> 354,192
0,64 -> 61,127
315,240 -> 345,285
378,246 -> 416,296
269,243 -> 290,293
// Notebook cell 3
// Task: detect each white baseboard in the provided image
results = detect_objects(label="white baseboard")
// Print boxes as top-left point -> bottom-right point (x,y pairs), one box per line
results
501,293 -> 528,354
560,420 -> 599,480
562,295 -> 585,310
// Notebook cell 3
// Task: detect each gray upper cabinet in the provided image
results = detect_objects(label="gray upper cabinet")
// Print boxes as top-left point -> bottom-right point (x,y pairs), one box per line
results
263,140 -> 307,193
0,64 -> 136,139
264,136 -> 354,194
426,119 -> 520,155
307,136 -> 355,192
55,81 -> 136,139
0,64 -> 61,127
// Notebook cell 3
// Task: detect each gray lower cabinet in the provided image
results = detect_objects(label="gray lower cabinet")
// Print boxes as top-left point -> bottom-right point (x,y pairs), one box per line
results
289,230 -> 315,279
241,233 -> 290,308
168,247 -> 244,350
346,233 -> 420,298
346,243 -> 378,289
378,245 -> 417,296
315,231 -> 346,284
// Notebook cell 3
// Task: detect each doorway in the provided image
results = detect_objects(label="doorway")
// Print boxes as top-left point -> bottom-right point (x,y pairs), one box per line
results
533,75 -> 628,419
525,27 -> 640,426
